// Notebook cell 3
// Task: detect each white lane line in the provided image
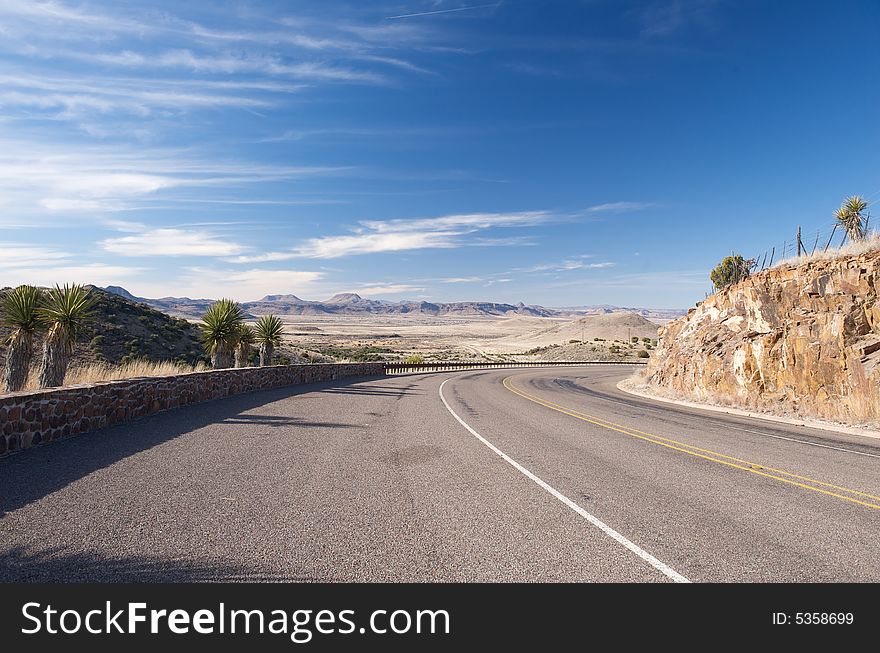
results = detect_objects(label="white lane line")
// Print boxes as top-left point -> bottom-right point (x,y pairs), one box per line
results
438,378 -> 691,584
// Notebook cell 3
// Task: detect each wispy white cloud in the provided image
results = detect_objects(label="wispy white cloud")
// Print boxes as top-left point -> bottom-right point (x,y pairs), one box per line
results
639,0 -> 720,36
101,228 -> 244,257
0,243 -> 72,267
587,201 -> 655,213
131,267 -> 326,303
294,231 -> 461,259
0,263 -> 145,288
0,0 -> 150,33
360,210 -> 553,233
291,211 -> 556,258
0,72 -> 280,120
0,139 -> 346,222
524,260 -> 615,273
355,284 -> 426,296
107,50 -> 385,83
386,3 -> 502,20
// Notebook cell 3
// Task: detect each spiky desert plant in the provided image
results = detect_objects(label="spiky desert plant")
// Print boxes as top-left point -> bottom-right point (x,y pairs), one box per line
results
254,314 -> 284,366
37,284 -> 96,388
834,195 -> 870,243
1,285 -> 46,392
200,298 -> 244,369
234,324 -> 256,368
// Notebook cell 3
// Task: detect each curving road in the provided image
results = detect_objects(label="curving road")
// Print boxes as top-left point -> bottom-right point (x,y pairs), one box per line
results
1,365 -> 878,582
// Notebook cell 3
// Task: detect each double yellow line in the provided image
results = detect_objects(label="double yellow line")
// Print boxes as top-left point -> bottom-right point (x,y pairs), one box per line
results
502,376 -> 880,510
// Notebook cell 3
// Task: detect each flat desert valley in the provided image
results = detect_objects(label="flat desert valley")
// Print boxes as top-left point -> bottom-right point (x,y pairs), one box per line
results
272,311 -> 665,364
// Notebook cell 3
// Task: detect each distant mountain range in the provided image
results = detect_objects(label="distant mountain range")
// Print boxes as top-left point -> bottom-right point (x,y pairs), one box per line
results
102,286 -> 685,320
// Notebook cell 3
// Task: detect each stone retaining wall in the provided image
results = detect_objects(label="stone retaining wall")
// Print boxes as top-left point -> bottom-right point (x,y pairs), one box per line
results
0,363 -> 385,454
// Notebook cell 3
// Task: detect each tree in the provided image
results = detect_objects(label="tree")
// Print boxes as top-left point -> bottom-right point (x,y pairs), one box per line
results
1,285 -> 46,392
834,195 -> 869,243
200,299 -> 244,369
37,284 -> 96,388
234,324 -> 256,368
254,314 -> 284,366
710,255 -> 754,291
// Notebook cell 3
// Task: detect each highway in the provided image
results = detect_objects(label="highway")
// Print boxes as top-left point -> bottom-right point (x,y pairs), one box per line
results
1,365 -> 878,582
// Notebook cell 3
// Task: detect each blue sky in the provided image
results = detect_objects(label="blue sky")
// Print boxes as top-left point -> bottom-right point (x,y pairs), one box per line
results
1,1 -> 878,308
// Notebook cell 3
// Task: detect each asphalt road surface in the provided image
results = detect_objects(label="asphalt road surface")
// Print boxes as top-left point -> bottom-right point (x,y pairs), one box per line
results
2,365 -> 878,582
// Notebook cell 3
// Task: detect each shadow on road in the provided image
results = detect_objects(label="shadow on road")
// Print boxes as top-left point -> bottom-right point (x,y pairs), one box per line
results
316,384 -> 422,398
220,414 -> 358,428
0,545 -> 321,582
0,376 -> 378,517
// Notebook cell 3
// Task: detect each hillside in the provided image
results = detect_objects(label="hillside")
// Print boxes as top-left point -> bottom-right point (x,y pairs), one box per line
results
104,287 -> 677,320
495,312 -> 659,350
0,286 -> 205,371
644,247 -> 880,426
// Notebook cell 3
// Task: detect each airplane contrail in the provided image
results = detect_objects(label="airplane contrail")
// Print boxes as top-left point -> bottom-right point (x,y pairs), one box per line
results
386,2 -> 501,20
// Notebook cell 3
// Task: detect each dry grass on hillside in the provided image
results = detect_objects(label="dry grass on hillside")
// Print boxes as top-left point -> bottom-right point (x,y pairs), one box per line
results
20,359 -> 208,392
774,232 -> 880,268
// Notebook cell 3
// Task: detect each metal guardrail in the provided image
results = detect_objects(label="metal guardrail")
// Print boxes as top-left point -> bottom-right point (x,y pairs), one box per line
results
384,360 -> 647,375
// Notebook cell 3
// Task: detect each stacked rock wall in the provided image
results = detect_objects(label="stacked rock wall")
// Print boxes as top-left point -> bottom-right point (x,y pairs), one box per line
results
0,363 -> 384,454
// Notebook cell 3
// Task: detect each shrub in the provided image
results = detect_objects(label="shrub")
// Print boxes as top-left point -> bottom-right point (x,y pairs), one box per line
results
710,254 -> 754,290
404,354 -> 424,364
637,350 -> 650,358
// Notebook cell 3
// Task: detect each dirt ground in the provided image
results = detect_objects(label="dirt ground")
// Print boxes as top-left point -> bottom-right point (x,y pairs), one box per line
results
271,312 -> 662,363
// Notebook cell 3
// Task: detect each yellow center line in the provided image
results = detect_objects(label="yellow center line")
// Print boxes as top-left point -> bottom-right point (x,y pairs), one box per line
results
501,375 -> 880,510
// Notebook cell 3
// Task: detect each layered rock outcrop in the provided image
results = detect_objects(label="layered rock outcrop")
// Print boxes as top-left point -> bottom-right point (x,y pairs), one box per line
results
646,249 -> 880,425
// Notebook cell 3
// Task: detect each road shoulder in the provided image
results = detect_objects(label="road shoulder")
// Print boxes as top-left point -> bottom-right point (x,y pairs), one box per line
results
617,378 -> 880,442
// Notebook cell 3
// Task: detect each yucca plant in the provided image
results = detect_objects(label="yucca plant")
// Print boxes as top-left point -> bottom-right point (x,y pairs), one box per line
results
834,195 -> 870,243
37,284 -> 96,388
1,285 -> 46,392
234,324 -> 256,368
200,299 -> 244,369
254,314 -> 284,366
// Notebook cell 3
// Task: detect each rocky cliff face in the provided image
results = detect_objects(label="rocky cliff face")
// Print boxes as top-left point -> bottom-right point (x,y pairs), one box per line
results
646,249 -> 880,425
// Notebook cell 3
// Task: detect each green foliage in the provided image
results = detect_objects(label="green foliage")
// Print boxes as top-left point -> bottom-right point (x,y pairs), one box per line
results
200,299 -> 245,355
254,314 -> 285,346
637,350 -> 650,358
1,285 -> 46,343
404,354 -> 424,364
39,284 -> 96,350
631,336 -> 639,343
319,345 -> 396,362
710,254 -> 753,291
235,323 -> 256,345
834,195 -> 869,243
